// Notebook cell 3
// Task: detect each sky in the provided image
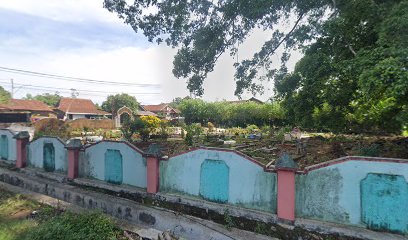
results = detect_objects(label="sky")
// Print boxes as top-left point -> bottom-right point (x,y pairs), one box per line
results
0,0 -> 301,105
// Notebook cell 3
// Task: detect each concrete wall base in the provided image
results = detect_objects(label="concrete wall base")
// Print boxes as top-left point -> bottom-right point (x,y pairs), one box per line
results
0,166 -> 405,240
0,167 -> 275,240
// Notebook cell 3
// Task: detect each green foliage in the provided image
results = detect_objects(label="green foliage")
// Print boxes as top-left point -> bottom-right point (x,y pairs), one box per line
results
34,119 -> 70,140
22,211 -> 122,240
0,86 -> 11,104
223,209 -> 235,231
103,0 -> 328,96
159,120 -> 169,139
178,99 -> 284,128
101,93 -> 139,115
254,222 -> 268,234
275,1 -> 408,134
358,144 -> 381,157
120,118 -> 145,141
104,0 -> 408,134
140,115 -> 161,130
275,126 -> 292,142
24,92 -> 61,107
169,96 -> 191,108
184,131 -> 193,146
246,124 -> 259,134
227,127 -> 247,136
184,123 -> 203,146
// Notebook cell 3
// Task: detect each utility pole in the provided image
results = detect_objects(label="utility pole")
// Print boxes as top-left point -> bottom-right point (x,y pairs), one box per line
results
10,78 -> 14,98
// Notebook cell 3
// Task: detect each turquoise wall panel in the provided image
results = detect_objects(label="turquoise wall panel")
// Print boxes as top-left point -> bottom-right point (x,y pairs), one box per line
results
81,142 -> 146,188
296,160 -> 408,234
160,149 -> 277,213
0,130 -> 16,162
43,143 -> 55,172
104,149 -> 123,184
361,173 -> 408,234
28,137 -> 67,172
0,135 -> 8,160
200,159 -> 229,203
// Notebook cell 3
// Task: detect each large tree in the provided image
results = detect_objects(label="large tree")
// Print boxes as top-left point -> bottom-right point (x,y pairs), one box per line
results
101,93 -> 139,115
0,86 -> 11,104
105,0 -> 408,132
24,92 -> 62,107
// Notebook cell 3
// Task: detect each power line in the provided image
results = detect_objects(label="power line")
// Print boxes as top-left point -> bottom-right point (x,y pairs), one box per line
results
0,81 -> 160,96
0,66 -> 160,87
0,84 -> 146,98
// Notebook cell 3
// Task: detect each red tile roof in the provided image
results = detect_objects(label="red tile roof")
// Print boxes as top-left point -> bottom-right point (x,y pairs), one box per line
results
141,103 -> 167,112
141,103 -> 179,113
57,98 -> 111,115
0,99 -> 54,112
136,110 -> 157,116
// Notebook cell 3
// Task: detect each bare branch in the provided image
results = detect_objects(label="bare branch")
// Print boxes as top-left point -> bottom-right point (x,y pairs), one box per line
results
348,44 -> 357,56
259,12 -> 305,66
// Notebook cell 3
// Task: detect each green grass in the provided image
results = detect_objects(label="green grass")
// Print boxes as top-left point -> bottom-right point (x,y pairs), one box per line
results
0,188 -> 125,240
0,190 -> 39,240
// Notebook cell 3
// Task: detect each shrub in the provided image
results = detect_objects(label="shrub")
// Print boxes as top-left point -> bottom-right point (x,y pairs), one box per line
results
246,124 -> 259,134
22,211 -> 122,240
275,126 -> 292,142
184,123 -> 203,146
34,118 -> 70,140
120,118 -> 146,141
358,144 -> 381,157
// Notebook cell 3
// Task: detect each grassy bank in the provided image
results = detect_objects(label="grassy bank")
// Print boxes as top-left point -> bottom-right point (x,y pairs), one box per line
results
0,187 -> 125,240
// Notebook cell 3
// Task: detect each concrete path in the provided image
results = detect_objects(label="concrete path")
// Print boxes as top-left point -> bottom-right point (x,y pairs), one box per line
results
296,218 -> 408,240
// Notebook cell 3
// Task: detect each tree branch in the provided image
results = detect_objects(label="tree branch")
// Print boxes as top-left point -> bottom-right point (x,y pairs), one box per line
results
259,12 -> 305,67
348,44 -> 357,56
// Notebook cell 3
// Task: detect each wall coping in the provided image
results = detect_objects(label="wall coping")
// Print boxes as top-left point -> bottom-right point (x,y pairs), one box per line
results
166,147 -> 276,172
0,128 -> 16,136
300,156 -> 408,174
30,136 -> 66,146
82,140 -> 144,155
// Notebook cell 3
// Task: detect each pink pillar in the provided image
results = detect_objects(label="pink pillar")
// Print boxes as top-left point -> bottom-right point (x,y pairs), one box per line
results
67,149 -> 80,179
16,138 -> 29,168
66,139 -> 82,180
146,156 -> 159,193
277,169 -> 296,222
14,131 -> 30,169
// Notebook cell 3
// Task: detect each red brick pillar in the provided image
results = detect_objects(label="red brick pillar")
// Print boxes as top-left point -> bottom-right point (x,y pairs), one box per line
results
66,139 -> 82,180
14,131 -> 30,168
145,143 -> 163,194
147,156 -> 160,193
276,153 -> 298,223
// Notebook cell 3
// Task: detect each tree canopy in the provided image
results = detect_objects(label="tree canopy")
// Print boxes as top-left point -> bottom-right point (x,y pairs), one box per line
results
24,93 -> 62,107
178,98 -> 284,127
105,0 -> 407,133
0,86 -> 10,104
101,93 -> 139,115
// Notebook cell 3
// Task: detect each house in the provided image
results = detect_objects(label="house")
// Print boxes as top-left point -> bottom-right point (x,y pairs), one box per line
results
0,99 -> 56,123
228,97 -> 264,104
56,97 -> 112,121
114,106 -> 157,128
141,103 -> 180,120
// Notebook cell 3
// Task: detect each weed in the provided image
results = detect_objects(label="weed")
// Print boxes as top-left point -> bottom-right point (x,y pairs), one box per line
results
358,144 -> 381,157
254,222 -> 268,234
223,209 -> 235,230
22,211 -> 123,240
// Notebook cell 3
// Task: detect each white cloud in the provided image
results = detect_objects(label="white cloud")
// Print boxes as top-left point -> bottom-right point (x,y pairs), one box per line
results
0,0 -> 303,105
0,0 -> 121,23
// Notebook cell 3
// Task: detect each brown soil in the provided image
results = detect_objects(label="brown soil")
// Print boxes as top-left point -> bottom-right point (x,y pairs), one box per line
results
133,135 -> 408,169
9,209 -> 32,219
